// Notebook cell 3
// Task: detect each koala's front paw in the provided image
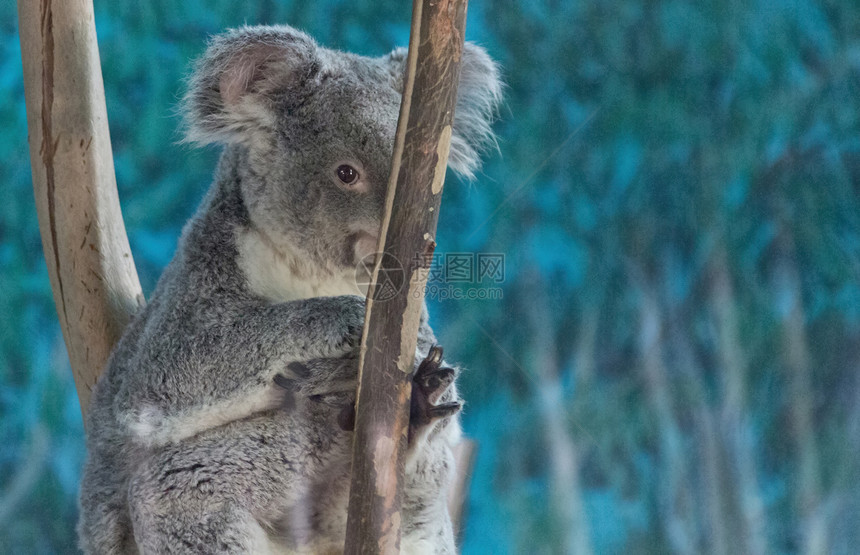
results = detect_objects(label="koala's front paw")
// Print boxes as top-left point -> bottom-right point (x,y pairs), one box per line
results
409,345 -> 462,444
323,346 -> 462,439
272,357 -> 359,411
319,295 -> 366,358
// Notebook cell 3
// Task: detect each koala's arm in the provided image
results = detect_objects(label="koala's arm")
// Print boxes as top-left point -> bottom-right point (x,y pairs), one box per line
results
116,294 -> 365,447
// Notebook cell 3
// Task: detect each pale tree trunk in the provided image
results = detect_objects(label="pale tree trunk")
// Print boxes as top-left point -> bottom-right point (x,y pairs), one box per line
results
636,286 -> 698,554
772,235 -> 827,555
695,406 -> 729,555
344,0 -> 469,552
709,247 -> 768,555
526,275 -> 593,555
572,302 -> 600,386
18,0 -> 144,417
820,347 -> 860,554
667,316 -> 729,555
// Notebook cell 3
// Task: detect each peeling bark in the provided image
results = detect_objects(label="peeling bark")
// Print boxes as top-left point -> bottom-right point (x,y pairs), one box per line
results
343,0 -> 468,552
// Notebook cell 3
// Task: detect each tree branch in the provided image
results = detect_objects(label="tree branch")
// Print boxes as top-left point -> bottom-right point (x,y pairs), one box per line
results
18,0 -> 143,416
344,0 -> 468,551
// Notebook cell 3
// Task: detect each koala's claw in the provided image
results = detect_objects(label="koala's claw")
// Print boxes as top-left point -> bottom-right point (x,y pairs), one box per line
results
424,401 -> 464,420
345,325 -> 362,347
416,366 -> 457,406
414,346 -> 454,400
425,344 -> 444,365
330,324 -> 362,357
409,345 -> 461,443
330,296 -> 366,355
334,346 -> 460,438
273,374 -> 297,411
338,404 -> 356,432
285,362 -> 311,378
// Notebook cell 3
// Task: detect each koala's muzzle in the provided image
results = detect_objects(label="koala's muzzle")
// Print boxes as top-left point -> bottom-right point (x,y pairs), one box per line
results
344,230 -> 378,267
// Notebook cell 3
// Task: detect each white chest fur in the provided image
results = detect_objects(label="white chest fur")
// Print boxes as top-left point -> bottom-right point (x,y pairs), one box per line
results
235,227 -> 363,302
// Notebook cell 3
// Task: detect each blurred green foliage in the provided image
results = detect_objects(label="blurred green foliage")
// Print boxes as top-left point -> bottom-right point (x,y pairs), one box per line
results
3,1 -> 860,553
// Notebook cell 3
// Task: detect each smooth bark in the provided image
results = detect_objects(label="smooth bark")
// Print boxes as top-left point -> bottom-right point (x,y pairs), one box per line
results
18,0 -> 144,417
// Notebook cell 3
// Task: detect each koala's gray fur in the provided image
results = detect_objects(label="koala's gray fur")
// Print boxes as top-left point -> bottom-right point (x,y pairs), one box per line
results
78,25 -> 501,554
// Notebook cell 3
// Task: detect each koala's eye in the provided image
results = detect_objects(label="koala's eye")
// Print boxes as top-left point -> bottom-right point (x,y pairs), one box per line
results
336,164 -> 360,185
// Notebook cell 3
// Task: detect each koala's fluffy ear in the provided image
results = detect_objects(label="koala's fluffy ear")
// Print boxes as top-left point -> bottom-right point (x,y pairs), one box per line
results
384,43 -> 502,179
183,25 -> 319,145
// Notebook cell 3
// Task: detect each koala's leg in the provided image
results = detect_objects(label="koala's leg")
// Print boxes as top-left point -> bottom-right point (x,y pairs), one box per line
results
128,406 -> 350,554
78,462 -> 136,554
402,438 -> 458,555
402,347 -> 462,555
402,418 -> 460,555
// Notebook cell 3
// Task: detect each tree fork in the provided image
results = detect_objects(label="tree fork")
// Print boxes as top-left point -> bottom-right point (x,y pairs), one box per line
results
18,0 -> 143,417
344,0 -> 468,552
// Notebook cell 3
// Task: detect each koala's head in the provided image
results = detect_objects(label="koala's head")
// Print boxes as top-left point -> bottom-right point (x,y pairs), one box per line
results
184,25 -> 501,276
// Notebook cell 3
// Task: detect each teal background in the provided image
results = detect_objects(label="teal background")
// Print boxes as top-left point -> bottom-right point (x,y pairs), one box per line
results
3,1 -> 860,553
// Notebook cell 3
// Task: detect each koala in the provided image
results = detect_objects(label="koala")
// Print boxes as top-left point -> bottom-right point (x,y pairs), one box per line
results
77,24 -> 501,555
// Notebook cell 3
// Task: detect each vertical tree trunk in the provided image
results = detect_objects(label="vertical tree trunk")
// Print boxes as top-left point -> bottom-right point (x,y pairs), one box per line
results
18,0 -> 144,417
527,278 -> 593,555
773,234 -> 827,555
667,318 -> 730,555
572,302 -> 600,386
344,0 -> 468,552
709,248 -> 768,555
636,286 -> 699,554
